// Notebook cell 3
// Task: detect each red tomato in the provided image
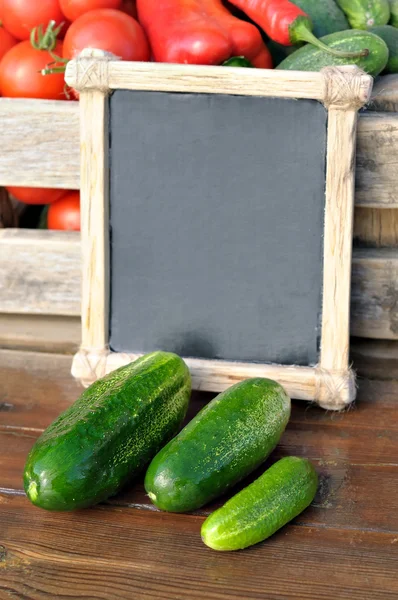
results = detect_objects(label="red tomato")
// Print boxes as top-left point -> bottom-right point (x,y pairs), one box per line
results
0,40 -> 67,99
120,0 -> 137,19
2,0 -> 66,41
7,186 -> 68,205
63,9 -> 150,61
59,0 -> 122,21
47,191 -> 80,230
0,25 -> 17,63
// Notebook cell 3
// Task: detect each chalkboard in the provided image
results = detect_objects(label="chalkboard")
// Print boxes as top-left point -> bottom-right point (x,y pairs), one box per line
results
109,91 -> 327,367
67,53 -> 372,408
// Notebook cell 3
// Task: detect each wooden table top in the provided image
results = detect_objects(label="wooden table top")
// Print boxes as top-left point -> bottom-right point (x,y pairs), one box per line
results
0,349 -> 397,600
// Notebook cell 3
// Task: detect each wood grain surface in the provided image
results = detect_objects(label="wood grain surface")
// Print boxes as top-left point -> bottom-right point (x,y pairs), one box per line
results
1,230 -> 398,341
0,350 -> 397,599
0,97 -> 395,207
351,249 -> 398,339
354,208 -> 398,247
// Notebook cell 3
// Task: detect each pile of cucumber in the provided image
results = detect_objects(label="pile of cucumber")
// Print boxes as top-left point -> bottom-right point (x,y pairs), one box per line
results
274,0 -> 398,76
23,351 -> 318,552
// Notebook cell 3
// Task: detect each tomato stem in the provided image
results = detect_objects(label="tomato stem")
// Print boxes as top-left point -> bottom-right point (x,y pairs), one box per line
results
30,20 -> 63,52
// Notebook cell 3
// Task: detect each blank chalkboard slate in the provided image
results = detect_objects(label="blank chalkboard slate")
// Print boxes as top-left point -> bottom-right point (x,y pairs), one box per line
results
67,53 -> 372,408
109,91 -> 327,366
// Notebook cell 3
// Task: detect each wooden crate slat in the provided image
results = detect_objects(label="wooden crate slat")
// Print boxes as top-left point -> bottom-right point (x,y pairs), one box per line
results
354,207 -> 398,247
0,98 -> 397,207
0,99 -> 80,190
356,113 -> 398,207
0,229 -> 81,316
351,248 -> 398,340
0,230 -> 397,340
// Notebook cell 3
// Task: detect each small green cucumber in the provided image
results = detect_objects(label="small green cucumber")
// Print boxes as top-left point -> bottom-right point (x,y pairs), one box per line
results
292,0 -> 349,37
336,0 -> 390,29
24,351 -> 191,511
370,25 -> 398,71
277,29 -> 389,76
391,0 -> 398,27
201,456 -> 318,551
145,378 -> 291,513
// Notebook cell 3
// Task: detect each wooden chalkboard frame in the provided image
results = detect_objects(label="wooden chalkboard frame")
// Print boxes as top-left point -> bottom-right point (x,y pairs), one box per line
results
66,49 -> 373,410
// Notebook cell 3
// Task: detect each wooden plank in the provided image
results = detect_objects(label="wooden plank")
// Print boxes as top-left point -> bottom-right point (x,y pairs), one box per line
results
0,229 -> 81,316
0,349 -> 396,598
356,112 -> 398,208
66,56 -> 329,100
1,231 -> 397,340
351,339 -> 398,380
0,97 -> 395,208
0,494 -> 397,600
369,74 -> 398,112
0,98 -> 79,190
1,349 -> 397,534
2,349 -> 397,432
351,248 -> 398,339
79,86 -> 110,351
0,314 -> 80,353
354,207 -> 398,247
1,426 -> 396,534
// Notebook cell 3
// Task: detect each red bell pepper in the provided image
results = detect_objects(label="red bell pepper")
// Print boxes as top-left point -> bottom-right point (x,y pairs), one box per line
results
137,0 -> 273,67
228,0 -> 368,57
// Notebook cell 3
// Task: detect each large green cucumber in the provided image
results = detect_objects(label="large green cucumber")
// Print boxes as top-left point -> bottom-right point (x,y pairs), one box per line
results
144,378 -> 291,513
336,0 -> 390,29
201,456 -> 318,551
370,25 -> 398,71
391,1 -> 398,27
292,0 -> 349,37
24,351 -> 191,511
277,29 -> 389,75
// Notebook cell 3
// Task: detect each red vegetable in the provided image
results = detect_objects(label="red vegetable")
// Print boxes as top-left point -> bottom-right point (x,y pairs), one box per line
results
7,186 -> 67,205
120,0 -> 138,19
228,0 -> 368,57
137,0 -> 272,67
0,23 -> 67,99
59,0 -> 122,21
0,24 -> 17,62
2,0 -> 67,41
47,191 -> 80,230
63,8 -> 150,61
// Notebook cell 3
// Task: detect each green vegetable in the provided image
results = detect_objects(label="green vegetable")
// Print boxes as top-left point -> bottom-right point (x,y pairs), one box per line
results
267,40 -> 299,67
336,0 -> 390,29
201,456 -> 318,551
391,0 -> 398,27
370,25 -> 398,71
223,56 -> 254,67
292,0 -> 349,37
24,351 -> 191,511
277,29 -> 389,76
145,378 -> 291,513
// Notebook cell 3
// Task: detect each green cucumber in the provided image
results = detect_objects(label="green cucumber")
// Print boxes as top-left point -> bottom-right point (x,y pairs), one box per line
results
145,378 -> 291,513
223,56 -> 253,67
201,456 -> 318,551
370,25 -> 398,71
24,351 -> 191,511
277,30 -> 389,75
391,1 -> 398,27
292,0 -> 349,37
336,0 -> 390,29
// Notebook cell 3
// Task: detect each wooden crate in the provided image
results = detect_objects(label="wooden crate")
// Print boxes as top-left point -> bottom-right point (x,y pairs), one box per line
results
0,78 -> 397,358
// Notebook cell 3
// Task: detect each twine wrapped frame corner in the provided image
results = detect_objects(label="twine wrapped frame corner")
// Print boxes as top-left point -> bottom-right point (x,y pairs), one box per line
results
66,49 -> 373,410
